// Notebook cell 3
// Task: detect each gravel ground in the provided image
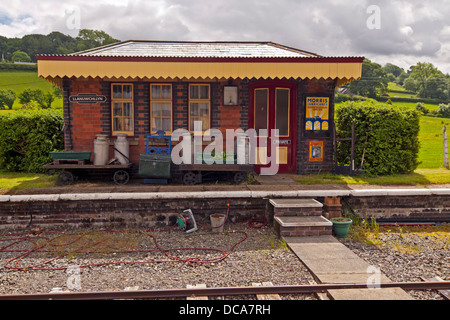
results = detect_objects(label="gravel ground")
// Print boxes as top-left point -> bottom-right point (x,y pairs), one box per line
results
342,224 -> 449,300
0,224 -> 317,300
0,223 -> 448,300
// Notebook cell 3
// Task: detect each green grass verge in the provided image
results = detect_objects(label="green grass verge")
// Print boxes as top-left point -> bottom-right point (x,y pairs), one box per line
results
293,168 -> 450,185
418,116 -> 450,169
0,170 -> 57,194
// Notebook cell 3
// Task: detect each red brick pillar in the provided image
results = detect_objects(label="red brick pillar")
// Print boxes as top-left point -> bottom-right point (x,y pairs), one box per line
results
323,196 -> 342,219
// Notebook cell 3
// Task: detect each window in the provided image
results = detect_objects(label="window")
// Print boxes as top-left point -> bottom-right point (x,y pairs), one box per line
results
150,84 -> 172,133
111,84 -> 134,135
189,84 -> 210,132
254,88 -> 268,134
275,88 -> 290,136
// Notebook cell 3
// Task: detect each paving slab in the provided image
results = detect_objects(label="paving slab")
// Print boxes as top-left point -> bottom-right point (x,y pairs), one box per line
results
284,236 -> 413,300
269,198 -> 323,208
274,216 -> 332,228
327,288 -> 413,300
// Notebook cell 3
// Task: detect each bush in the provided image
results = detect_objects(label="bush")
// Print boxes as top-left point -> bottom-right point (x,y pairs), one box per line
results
335,100 -> 420,176
437,103 -> 450,118
0,63 -> 37,72
415,102 -> 429,115
18,88 -> 55,109
0,109 -> 64,172
0,89 -> 16,110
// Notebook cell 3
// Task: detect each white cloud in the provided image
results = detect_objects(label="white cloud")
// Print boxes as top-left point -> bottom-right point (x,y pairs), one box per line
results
0,0 -> 449,73
400,26 -> 413,36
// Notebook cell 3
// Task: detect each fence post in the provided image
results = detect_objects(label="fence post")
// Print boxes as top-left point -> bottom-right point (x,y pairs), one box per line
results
444,125 -> 449,169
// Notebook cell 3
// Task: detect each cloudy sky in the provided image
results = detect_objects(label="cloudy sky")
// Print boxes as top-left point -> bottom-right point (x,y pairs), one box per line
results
0,0 -> 449,73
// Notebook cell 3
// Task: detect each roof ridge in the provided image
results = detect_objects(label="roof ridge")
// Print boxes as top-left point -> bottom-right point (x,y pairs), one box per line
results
267,42 -> 321,57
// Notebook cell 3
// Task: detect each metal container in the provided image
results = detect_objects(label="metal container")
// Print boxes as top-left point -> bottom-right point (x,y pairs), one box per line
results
93,134 -> 109,165
138,153 -> 171,178
114,134 -> 129,164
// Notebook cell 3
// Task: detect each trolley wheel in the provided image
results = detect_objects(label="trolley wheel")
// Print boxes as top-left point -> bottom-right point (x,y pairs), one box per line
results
233,172 -> 247,184
57,170 -> 74,186
113,170 -> 130,185
183,171 -> 199,185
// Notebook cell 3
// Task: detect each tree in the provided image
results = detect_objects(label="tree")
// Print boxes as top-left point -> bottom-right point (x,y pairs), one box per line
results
11,50 -> 32,63
349,59 -> 388,98
383,63 -> 404,77
408,62 -> 447,99
76,29 -> 119,51
20,34 -> 54,62
403,77 -> 419,93
0,89 -> 16,110
18,88 -> 54,109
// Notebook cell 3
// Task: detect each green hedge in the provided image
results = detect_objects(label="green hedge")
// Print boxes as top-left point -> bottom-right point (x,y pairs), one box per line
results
0,109 -> 64,172
374,95 -> 448,105
335,92 -> 449,105
0,63 -> 37,72
335,100 -> 421,176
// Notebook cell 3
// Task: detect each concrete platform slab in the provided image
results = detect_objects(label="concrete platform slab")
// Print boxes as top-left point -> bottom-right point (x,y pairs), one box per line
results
274,216 -> 332,228
269,198 -> 323,208
328,288 -> 414,300
284,235 -> 413,300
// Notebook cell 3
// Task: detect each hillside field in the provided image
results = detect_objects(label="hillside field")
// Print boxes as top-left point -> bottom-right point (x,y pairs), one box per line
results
0,71 -> 63,110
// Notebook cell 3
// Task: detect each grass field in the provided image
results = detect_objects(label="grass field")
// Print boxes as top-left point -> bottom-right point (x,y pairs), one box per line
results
386,82 -> 418,99
0,71 -> 63,110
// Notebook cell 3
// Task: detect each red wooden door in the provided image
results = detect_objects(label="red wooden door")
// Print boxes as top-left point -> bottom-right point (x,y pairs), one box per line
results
249,81 -> 297,174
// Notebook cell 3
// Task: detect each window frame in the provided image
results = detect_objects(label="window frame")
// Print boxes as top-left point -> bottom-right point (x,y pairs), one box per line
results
111,83 -> 134,136
189,83 -> 211,133
150,83 -> 173,134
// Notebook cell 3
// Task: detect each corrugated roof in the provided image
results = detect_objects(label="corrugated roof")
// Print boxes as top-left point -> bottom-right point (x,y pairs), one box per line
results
70,40 -> 321,58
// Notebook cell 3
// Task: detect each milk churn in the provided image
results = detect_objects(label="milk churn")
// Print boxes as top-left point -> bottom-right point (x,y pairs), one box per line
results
93,134 -> 109,165
114,133 -> 130,164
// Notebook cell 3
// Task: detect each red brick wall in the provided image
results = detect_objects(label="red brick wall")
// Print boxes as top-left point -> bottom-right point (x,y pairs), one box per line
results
64,79 -> 251,164
65,78 -> 108,162
63,77 -> 336,174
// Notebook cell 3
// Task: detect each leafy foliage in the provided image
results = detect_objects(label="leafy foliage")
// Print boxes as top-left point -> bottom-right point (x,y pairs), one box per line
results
0,110 -> 64,172
18,88 -> 55,109
0,29 -> 119,62
335,100 -> 421,176
437,103 -> 450,118
0,89 -> 16,109
11,51 -> 32,63
349,59 -> 388,98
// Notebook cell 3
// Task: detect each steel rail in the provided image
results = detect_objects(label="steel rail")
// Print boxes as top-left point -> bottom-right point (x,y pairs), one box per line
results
0,281 -> 449,300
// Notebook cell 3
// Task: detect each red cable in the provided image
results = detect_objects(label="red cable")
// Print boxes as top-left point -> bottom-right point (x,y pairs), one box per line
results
0,205 -> 265,270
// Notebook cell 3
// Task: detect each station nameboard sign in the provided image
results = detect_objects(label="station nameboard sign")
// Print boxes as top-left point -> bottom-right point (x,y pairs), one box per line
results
69,94 -> 107,104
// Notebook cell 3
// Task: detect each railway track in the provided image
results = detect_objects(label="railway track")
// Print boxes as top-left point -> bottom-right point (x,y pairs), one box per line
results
0,280 -> 448,300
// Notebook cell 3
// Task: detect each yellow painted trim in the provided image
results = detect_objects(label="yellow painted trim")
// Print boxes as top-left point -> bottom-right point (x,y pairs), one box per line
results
255,147 -> 268,165
38,60 -> 362,83
276,147 -> 288,165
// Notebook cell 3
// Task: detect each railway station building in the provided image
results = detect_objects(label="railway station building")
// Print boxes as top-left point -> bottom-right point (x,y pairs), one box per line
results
37,41 -> 363,176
